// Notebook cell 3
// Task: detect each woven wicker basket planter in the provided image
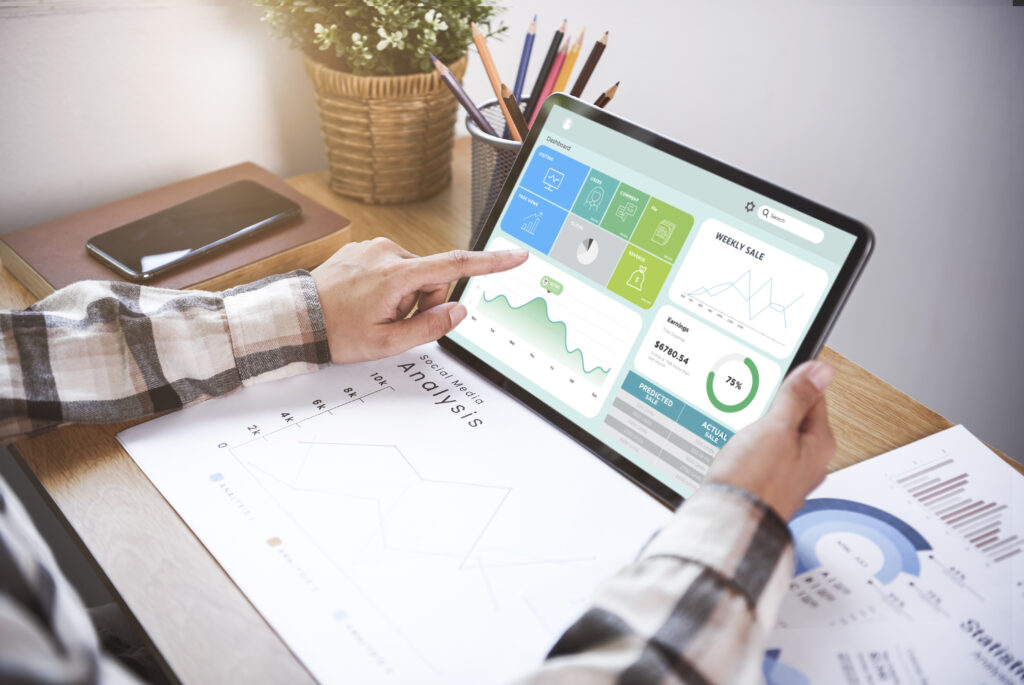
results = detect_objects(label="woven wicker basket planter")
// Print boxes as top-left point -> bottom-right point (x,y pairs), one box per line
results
303,54 -> 467,204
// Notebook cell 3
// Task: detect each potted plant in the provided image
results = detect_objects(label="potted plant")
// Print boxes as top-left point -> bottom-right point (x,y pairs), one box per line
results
257,0 -> 504,203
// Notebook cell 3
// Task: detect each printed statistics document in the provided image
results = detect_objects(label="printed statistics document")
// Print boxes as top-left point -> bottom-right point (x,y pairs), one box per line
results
118,342 -> 670,684
765,426 -> 1024,685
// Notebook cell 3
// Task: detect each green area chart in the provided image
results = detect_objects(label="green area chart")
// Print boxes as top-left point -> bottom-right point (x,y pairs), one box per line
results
477,293 -> 611,386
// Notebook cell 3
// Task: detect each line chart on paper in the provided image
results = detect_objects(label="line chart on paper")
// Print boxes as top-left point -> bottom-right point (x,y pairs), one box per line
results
117,343 -> 670,684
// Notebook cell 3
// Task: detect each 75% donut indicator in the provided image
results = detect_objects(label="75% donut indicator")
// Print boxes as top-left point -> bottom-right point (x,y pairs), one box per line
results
706,354 -> 760,413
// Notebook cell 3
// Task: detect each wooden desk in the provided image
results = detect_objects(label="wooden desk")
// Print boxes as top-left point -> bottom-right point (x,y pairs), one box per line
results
2,138 -> 1019,684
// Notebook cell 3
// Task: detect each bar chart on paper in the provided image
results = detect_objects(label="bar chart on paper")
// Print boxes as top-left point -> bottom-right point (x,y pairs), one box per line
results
460,237 -> 643,416
768,425 -> 1023,684
894,458 -> 1021,563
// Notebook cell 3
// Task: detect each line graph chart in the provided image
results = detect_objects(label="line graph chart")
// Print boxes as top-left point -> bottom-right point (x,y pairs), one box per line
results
477,293 -> 611,384
458,237 -> 642,416
118,344 -> 670,683
236,434 -> 593,576
687,270 -> 804,330
226,384 -> 622,678
671,219 -> 828,358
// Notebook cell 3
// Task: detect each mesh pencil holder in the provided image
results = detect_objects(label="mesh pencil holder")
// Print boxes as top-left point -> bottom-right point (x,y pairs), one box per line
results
465,98 -> 525,248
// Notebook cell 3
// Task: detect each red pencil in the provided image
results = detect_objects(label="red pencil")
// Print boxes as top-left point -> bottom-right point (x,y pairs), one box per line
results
529,37 -> 568,126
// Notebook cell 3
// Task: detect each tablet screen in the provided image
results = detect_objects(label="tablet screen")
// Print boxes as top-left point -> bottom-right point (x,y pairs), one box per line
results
444,97 -> 870,505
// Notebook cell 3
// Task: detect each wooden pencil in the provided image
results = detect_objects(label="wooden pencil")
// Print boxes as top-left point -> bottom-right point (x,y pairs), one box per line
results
513,14 -> 537,101
553,28 -> 584,94
594,81 -> 619,108
471,22 -> 521,141
529,38 -> 568,127
430,53 -> 498,137
570,31 -> 608,98
523,19 -> 566,124
501,83 -> 530,140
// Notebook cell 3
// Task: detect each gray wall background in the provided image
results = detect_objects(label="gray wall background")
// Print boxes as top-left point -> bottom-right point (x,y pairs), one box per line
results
2,0 -> 1021,468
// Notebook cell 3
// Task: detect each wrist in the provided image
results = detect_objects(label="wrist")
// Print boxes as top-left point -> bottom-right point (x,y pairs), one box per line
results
642,484 -> 794,609
703,472 -> 804,522
222,270 -> 331,384
698,482 -> 794,530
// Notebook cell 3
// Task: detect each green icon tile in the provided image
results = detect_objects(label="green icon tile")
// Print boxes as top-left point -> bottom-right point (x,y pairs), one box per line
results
600,183 -> 649,240
571,169 -> 618,224
630,198 -> 694,263
606,245 -> 671,309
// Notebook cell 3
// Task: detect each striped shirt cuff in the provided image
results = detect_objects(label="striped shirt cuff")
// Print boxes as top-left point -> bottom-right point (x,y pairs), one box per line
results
222,271 -> 331,386
537,484 -> 797,684
642,483 -> 795,629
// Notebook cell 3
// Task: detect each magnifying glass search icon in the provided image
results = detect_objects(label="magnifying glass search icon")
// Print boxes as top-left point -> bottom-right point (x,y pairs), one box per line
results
757,205 -> 825,243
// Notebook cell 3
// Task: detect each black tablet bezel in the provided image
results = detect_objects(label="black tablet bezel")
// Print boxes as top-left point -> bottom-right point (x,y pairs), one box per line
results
440,93 -> 874,510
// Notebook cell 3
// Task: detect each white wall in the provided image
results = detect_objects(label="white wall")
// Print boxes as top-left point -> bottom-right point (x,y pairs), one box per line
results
0,0 -> 325,233
1,1 -> 1021,458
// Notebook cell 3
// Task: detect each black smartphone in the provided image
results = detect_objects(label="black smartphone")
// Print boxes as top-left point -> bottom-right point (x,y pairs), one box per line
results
86,180 -> 301,281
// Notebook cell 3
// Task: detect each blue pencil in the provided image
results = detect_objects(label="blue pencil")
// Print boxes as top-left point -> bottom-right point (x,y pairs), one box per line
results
503,15 -> 537,139
513,15 -> 537,102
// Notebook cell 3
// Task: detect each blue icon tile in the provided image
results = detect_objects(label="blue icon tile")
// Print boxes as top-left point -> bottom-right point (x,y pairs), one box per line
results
500,188 -> 568,254
518,145 -> 590,210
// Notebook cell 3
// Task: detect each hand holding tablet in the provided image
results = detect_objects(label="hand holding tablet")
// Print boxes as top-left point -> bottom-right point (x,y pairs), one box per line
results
443,94 -> 872,507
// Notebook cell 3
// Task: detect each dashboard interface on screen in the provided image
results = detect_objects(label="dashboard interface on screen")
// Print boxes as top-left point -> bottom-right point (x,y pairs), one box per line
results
447,103 -> 860,500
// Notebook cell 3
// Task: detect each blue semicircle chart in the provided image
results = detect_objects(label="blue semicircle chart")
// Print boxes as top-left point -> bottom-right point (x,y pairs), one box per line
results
762,649 -> 810,685
789,498 -> 932,584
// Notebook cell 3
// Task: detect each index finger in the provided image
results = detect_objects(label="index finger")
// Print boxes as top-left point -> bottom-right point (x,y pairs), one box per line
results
397,249 -> 529,288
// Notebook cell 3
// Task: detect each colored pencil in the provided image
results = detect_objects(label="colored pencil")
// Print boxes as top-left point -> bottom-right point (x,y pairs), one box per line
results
513,15 -> 537,101
594,81 -> 619,109
501,83 -> 529,140
471,22 -> 521,141
570,31 -> 608,98
529,38 -> 568,126
553,28 -> 584,94
430,53 -> 498,137
502,14 -> 536,140
523,19 -> 565,124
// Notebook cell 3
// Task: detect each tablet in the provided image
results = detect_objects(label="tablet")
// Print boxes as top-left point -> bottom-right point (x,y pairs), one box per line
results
440,94 -> 873,508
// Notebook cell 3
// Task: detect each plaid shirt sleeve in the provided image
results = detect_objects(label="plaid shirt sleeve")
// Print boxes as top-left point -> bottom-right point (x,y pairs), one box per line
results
518,483 -> 795,685
0,476 -> 143,684
0,271 -> 330,444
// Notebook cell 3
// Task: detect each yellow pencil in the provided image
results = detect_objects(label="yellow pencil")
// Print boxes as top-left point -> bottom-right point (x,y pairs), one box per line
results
471,22 -> 522,142
553,28 -> 585,94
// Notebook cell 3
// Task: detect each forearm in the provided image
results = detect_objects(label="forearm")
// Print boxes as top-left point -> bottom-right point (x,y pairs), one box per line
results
0,272 -> 329,443
519,484 -> 794,684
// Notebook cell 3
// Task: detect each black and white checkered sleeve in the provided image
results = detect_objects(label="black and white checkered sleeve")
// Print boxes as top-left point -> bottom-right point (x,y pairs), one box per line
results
519,483 -> 795,685
0,271 -> 330,443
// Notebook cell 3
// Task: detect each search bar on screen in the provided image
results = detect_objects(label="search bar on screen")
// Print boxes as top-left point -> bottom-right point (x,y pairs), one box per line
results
758,205 -> 824,244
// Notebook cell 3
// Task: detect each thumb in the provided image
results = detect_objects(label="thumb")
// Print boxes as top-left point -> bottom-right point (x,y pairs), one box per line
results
382,302 -> 467,355
769,360 -> 835,427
